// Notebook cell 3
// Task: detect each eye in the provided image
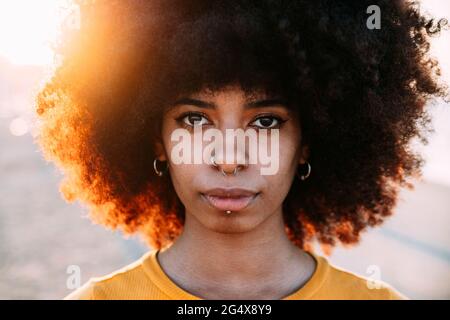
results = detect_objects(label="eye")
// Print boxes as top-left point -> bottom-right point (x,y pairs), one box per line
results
250,116 -> 284,129
179,112 -> 210,127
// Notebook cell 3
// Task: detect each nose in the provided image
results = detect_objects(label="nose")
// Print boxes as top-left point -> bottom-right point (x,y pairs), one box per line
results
208,123 -> 249,175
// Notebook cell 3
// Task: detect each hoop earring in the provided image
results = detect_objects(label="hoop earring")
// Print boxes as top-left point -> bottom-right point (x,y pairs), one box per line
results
296,162 -> 311,181
153,159 -> 168,177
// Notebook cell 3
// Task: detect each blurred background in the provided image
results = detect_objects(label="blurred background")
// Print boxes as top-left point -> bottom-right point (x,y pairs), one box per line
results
0,0 -> 449,299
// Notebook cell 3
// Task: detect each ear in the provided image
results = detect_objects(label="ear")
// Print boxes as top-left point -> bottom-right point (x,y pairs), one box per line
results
154,140 -> 167,161
299,145 -> 310,165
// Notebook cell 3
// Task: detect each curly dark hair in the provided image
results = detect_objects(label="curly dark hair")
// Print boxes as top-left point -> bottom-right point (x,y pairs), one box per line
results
35,0 -> 447,250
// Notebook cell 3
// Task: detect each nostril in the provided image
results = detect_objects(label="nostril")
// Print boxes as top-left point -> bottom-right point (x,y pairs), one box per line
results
219,163 -> 244,176
209,155 -> 247,176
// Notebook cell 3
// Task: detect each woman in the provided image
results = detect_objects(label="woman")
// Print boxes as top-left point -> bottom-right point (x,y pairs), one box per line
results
35,0 -> 446,299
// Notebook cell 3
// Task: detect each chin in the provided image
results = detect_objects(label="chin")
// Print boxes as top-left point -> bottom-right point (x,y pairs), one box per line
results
195,207 -> 269,234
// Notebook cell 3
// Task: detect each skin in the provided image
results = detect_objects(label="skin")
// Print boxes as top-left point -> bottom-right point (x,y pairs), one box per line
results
155,85 -> 316,299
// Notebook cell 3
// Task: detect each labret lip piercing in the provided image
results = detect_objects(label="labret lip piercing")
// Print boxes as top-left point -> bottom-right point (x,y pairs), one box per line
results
225,210 -> 232,215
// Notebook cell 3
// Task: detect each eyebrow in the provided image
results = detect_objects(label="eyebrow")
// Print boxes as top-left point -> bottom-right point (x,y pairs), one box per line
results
171,97 -> 288,109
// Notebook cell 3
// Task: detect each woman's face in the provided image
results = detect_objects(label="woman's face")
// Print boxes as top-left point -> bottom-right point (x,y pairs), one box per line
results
158,85 -> 307,233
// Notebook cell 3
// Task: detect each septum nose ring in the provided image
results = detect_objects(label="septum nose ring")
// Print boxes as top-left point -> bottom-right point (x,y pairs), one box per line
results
209,155 -> 241,176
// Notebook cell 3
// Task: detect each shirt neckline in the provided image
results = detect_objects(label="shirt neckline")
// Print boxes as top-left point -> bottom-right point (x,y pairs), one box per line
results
141,248 -> 329,300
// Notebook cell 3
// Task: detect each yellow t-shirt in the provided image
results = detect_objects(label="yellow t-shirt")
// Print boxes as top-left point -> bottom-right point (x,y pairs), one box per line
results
64,249 -> 406,300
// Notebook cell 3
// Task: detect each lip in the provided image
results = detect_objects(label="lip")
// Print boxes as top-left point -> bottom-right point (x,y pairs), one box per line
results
201,188 -> 259,212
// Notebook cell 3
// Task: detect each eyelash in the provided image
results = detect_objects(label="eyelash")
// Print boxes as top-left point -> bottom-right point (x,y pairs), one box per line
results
175,112 -> 287,130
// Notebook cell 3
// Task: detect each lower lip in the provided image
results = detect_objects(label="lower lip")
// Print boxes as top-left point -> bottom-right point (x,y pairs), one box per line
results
201,194 -> 257,212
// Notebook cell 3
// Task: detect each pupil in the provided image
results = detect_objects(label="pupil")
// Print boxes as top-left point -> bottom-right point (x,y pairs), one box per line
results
190,115 -> 202,124
260,118 -> 273,127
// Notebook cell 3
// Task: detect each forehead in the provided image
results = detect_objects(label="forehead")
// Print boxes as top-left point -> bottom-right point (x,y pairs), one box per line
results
178,85 -> 283,103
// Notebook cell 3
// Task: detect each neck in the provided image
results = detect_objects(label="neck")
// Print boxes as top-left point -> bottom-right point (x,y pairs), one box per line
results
157,207 -> 314,299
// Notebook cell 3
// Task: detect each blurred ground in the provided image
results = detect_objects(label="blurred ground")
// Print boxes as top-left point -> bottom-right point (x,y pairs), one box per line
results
324,181 -> 450,299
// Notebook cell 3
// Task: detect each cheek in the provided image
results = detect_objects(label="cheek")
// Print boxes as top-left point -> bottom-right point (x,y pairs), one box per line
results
259,130 -> 300,202
166,164 -> 195,201
160,121 -> 195,198
277,128 -> 302,173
